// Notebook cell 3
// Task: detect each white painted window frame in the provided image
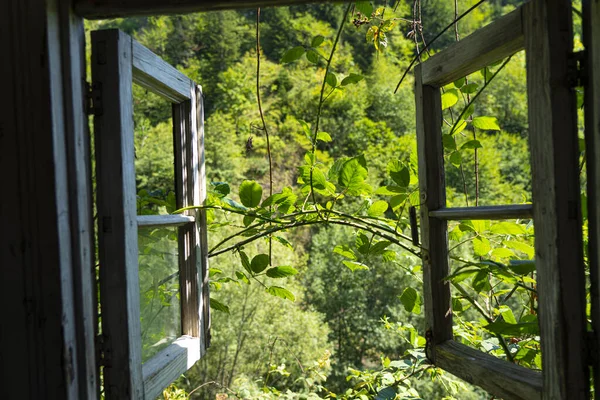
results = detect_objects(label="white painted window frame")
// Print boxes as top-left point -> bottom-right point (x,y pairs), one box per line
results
91,29 -> 210,400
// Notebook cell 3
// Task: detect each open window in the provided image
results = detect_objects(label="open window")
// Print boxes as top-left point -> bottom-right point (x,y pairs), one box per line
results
415,1 -> 587,398
91,29 -> 210,399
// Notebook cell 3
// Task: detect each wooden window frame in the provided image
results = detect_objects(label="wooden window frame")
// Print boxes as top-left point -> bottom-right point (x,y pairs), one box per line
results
92,29 -> 210,400
414,1 -> 588,399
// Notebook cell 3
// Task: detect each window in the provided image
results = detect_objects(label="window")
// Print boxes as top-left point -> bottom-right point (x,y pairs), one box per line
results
414,1 -> 588,398
91,29 -> 210,399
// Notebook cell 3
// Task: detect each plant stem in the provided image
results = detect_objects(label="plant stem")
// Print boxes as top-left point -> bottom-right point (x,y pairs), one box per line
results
256,8 -> 274,265
309,3 -> 352,218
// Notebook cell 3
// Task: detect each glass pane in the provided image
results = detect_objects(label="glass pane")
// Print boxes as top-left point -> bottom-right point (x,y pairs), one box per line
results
442,51 -> 531,207
133,84 -> 177,216
138,226 -> 181,362
447,218 -> 540,370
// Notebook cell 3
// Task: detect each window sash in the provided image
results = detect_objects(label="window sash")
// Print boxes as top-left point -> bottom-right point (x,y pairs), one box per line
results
415,1 -> 587,398
92,29 -> 209,400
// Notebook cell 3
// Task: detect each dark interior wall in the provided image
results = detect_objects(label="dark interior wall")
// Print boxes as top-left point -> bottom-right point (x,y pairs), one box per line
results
0,0 -> 96,399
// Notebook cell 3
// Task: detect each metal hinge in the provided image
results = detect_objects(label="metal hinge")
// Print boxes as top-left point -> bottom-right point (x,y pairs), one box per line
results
586,330 -> 598,367
86,81 -> 103,116
568,50 -> 587,87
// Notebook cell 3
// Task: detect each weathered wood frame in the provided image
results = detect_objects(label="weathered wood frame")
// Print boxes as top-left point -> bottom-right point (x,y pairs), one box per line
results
583,0 -> 600,393
415,2 -> 587,399
92,29 -> 209,400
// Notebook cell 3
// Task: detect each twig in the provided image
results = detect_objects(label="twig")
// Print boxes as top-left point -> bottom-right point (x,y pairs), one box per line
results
256,8 -> 274,265
309,3 -> 352,218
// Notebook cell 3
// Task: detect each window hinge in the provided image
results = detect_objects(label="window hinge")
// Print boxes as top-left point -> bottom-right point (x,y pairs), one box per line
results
86,81 -> 103,116
95,334 -> 111,367
586,330 -> 598,367
568,50 -> 587,88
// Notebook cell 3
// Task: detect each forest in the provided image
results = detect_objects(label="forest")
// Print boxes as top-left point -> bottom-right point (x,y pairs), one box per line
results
86,0 -> 587,398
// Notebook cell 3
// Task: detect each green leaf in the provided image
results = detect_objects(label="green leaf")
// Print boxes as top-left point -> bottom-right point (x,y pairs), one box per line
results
441,89 -> 459,110
342,260 -> 370,272
266,286 -> 295,301
368,200 -> 388,217
299,120 -> 313,144
490,222 -> 526,235
328,157 -> 348,181
508,260 -> 536,275
273,235 -> 294,250
210,298 -> 230,314
239,180 -> 263,208
325,72 -> 337,87
339,155 -> 369,195
311,35 -> 325,47
480,67 -> 494,82
387,160 -> 410,188
306,49 -> 319,64
452,297 -> 464,312
453,77 -> 465,88
442,134 -> 456,150
491,247 -> 515,259
355,232 -> 370,254
375,387 -> 397,400
316,131 -> 332,142
446,266 -> 480,283
375,185 -> 405,195
250,254 -> 270,274
380,19 -> 396,32
472,116 -> 501,131
266,266 -> 298,278
389,194 -> 407,210
461,140 -> 483,150
449,151 -> 462,166
333,245 -> 357,260
211,182 -> 230,197
235,271 -> 250,285
355,1 -> 373,16
504,240 -> 534,259
461,83 -> 479,94
472,270 -> 491,293
382,250 -> 396,261
473,236 -> 491,256
450,120 -> 467,135
239,250 -> 252,275
209,268 -> 223,277
498,305 -> 517,324
281,46 -> 305,63
243,215 -> 255,227
400,287 -> 422,314
341,73 -> 364,86
369,240 -> 391,255
483,321 -> 539,336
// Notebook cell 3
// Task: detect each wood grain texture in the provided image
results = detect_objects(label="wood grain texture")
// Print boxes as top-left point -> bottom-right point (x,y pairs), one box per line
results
92,29 -> 144,400
196,85 -> 212,353
132,39 -> 192,102
0,0 -> 80,397
137,215 -> 195,228
75,0 -> 337,19
524,1 -> 588,398
436,341 -> 542,400
414,65 -> 452,359
142,336 -> 201,400
583,0 -> 600,390
58,4 -> 99,397
421,6 -> 524,87
429,204 -> 532,220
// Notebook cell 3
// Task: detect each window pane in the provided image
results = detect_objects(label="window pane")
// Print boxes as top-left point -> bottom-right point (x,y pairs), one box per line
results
442,51 -> 531,207
133,84 -> 177,216
447,218 -> 539,370
138,226 -> 181,362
